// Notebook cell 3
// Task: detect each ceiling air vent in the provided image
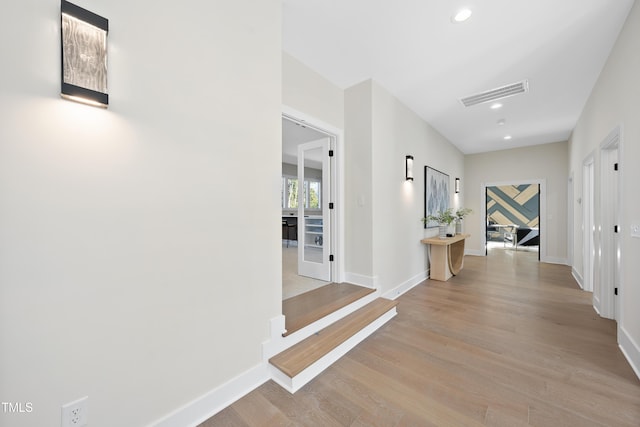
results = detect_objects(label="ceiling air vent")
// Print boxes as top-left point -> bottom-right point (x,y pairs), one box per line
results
460,80 -> 529,107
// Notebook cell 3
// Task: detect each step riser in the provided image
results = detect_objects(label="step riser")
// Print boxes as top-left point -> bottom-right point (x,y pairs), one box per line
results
269,307 -> 397,393
263,290 -> 380,361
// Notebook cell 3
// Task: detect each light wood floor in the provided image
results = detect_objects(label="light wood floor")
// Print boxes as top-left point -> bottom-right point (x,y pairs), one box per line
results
272,298 -> 398,378
201,250 -> 640,426
282,244 -> 330,300
283,283 -> 375,336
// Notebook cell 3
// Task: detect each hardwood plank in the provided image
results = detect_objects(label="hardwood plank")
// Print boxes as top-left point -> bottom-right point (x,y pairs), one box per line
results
332,357 -> 486,426
349,335 -> 531,423
198,407 -> 249,427
228,389 -> 292,427
283,283 -> 375,336
264,382 -> 360,426
527,402 -> 607,427
270,298 -> 398,377
315,369 -> 406,426
256,379 -> 359,426
345,345 -> 493,424
201,250 -> 640,427
484,406 -> 531,427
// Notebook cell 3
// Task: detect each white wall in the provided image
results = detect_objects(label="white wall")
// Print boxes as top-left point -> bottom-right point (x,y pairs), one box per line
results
370,81 -> 465,295
0,1 -> 281,426
569,0 -> 640,376
282,53 -> 346,283
344,81 -> 375,282
283,56 -> 466,295
282,52 -> 344,129
464,142 -> 569,263
343,80 -> 465,293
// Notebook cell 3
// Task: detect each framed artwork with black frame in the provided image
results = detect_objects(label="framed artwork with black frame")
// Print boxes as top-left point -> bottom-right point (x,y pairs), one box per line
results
424,166 -> 450,228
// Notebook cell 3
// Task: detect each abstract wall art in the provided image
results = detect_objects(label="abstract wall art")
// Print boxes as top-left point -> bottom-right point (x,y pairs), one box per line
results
424,166 -> 450,228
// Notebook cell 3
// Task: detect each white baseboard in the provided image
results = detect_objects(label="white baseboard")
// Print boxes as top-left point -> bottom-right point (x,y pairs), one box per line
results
344,272 -> 377,289
572,267 -> 584,290
465,249 -> 485,256
619,325 -> 640,381
382,270 -> 427,300
150,363 -> 269,427
593,295 -> 601,315
542,256 -> 568,265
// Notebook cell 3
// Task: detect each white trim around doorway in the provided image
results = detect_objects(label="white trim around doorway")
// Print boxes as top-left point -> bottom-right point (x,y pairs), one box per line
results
282,106 -> 345,284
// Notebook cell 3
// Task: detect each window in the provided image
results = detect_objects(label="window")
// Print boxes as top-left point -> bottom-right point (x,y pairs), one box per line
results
307,180 -> 320,209
282,176 -> 321,209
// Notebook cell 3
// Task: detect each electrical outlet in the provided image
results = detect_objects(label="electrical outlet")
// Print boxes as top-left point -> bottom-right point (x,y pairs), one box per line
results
61,396 -> 88,427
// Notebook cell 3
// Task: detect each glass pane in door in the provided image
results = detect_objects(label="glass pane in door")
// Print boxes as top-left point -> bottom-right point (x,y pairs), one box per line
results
297,139 -> 330,281
301,146 -> 324,263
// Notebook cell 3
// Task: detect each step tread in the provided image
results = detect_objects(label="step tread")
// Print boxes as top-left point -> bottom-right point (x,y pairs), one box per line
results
269,298 -> 398,378
283,284 -> 376,336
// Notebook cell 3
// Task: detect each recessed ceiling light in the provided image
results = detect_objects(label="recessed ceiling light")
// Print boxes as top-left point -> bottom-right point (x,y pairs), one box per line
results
497,119 -> 506,126
504,135 -> 512,140
490,103 -> 503,110
452,8 -> 472,23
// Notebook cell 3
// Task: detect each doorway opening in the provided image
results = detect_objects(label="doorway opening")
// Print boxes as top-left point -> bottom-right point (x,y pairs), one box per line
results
484,182 -> 542,260
281,113 -> 338,300
282,111 -> 368,337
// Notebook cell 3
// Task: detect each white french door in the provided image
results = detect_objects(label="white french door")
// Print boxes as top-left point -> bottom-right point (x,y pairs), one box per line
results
297,138 -> 331,281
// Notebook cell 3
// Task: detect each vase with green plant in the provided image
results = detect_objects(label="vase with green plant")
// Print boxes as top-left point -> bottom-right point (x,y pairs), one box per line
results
454,208 -> 473,234
422,208 -> 456,239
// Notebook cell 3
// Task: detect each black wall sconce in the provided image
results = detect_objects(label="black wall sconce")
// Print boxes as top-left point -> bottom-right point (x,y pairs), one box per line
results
455,177 -> 461,193
405,155 -> 414,181
61,0 -> 109,107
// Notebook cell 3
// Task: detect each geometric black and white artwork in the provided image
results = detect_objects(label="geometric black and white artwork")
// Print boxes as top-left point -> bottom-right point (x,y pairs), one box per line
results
61,0 -> 109,107
424,166 -> 450,228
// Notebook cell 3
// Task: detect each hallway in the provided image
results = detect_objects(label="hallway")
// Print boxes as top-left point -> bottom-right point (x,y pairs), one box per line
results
201,251 -> 640,426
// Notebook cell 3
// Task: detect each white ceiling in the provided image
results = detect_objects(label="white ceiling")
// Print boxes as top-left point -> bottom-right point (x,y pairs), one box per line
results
283,0 -> 634,154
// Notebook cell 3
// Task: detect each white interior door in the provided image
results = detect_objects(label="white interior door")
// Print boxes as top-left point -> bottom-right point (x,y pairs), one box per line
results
611,147 -> 620,321
297,138 -> 331,281
598,127 -> 621,320
583,158 -> 595,294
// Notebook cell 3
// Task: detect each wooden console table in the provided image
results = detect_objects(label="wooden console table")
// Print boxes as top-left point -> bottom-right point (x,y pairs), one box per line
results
421,234 -> 469,281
